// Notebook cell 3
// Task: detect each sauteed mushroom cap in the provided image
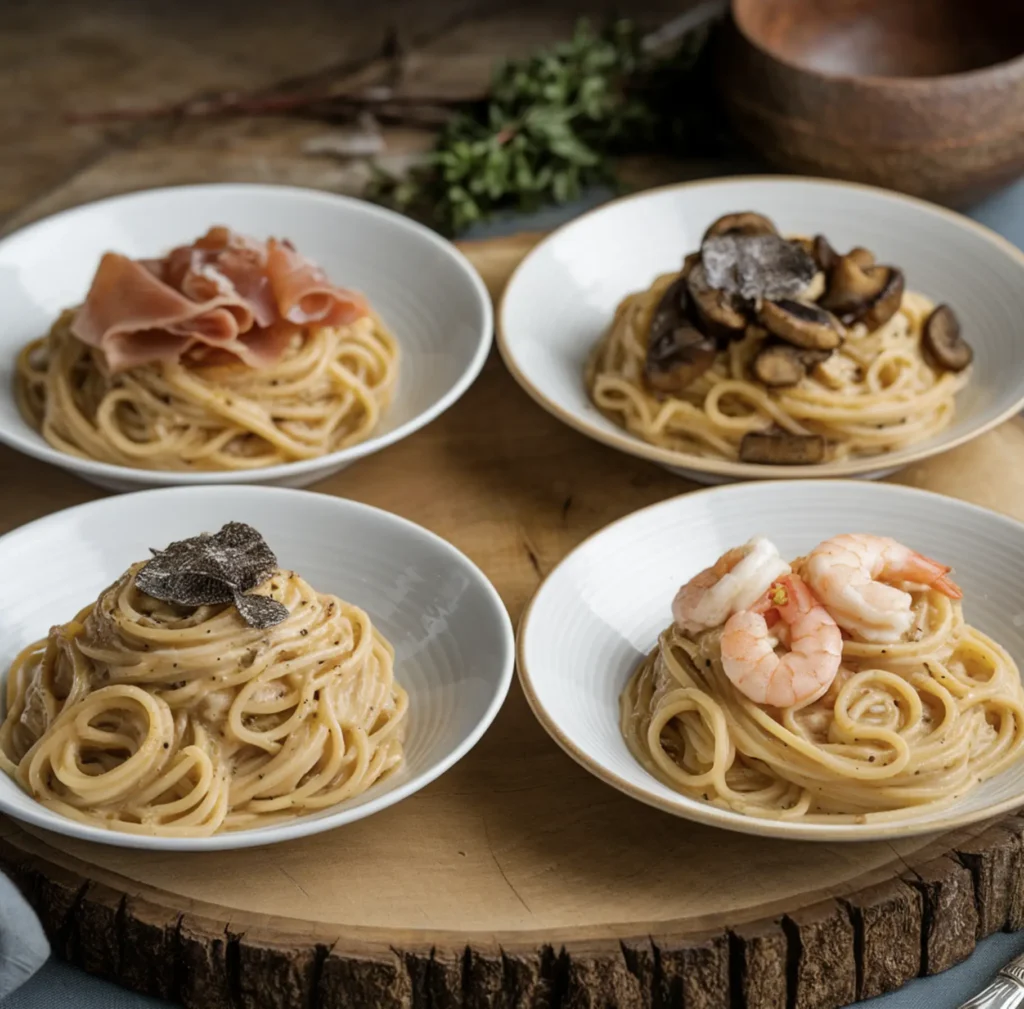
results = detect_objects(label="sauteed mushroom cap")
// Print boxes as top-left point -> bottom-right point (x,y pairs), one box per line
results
758,299 -> 844,350
702,211 -> 778,243
821,255 -> 904,330
686,261 -> 749,340
644,275 -> 717,392
752,344 -> 806,387
922,304 -> 973,372
739,430 -> 826,465
645,325 -> 717,393
812,235 -> 837,273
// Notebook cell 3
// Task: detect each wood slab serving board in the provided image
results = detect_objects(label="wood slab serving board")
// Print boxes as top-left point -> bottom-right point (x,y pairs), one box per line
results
5,232 -> 1024,1009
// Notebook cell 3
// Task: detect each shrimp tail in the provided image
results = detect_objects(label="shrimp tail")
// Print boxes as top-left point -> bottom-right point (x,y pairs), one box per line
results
905,552 -> 962,599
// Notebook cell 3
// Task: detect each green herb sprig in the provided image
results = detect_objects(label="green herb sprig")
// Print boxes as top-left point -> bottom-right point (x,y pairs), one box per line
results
367,18 -> 719,234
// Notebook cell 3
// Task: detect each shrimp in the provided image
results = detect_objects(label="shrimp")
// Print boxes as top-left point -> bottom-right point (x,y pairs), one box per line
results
672,537 -> 791,636
801,534 -> 961,643
720,573 -> 842,708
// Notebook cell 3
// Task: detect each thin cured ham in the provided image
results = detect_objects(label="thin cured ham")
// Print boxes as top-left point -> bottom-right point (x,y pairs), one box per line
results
71,227 -> 368,373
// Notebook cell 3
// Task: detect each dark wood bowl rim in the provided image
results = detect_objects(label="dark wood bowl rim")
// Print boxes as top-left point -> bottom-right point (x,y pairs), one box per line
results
730,1 -> 1024,87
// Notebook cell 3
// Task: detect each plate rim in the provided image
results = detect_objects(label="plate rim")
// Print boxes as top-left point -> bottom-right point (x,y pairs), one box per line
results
516,478 -> 1024,841
496,173 -> 1024,480
0,182 -> 494,485
0,484 -> 516,850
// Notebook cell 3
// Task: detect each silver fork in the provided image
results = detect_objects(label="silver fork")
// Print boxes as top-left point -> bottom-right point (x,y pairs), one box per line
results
959,954 -> 1024,1008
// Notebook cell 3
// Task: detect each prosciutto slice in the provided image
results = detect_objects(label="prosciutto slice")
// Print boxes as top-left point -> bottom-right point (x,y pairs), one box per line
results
71,227 -> 368,373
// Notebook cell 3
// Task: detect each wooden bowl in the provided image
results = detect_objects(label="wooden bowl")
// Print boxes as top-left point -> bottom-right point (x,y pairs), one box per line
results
718,0 -> 1024,206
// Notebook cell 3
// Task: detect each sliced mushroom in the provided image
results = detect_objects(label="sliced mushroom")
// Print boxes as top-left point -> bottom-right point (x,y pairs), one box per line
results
812,235 -> 837,273
821,256 -> 904,330
739,430 -> 826,465
680,251 -> 702,279
702,212 -> 778,243
758,299 -> 844,350
645,324 -> 717,393
848,246 -> 875,268
752,344 -> 806,387
820,255 -> 879,315
860,267 -> 904,330
686,262 -> 749,341
922,304 -> 973,372
647,275 -> 690,344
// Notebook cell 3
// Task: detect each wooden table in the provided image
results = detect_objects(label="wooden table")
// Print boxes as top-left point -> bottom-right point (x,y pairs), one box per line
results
7,7 -> 1024,1008
6,229 -> 1024,1008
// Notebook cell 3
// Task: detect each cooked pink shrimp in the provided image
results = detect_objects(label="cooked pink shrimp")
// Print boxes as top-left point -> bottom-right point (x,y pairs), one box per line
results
720,574 -> 842,707
672,537 -> 791,636
801,534 -> 961,643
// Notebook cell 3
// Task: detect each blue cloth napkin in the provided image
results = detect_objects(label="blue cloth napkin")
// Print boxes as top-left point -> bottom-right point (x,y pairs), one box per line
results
0,876 -> 49,1000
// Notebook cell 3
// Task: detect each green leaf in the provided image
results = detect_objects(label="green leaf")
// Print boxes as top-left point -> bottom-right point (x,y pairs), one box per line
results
364,13 -> 720,234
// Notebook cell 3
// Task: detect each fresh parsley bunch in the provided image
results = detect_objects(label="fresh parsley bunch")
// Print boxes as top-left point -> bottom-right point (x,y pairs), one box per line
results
369,18 -> 715,234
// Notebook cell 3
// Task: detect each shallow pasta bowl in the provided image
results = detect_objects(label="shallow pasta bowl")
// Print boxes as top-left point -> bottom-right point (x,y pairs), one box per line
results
0,486 -> 514,851
518,480 -> 1024,841
498,176 -> 1024,482
0,184 -> 492,491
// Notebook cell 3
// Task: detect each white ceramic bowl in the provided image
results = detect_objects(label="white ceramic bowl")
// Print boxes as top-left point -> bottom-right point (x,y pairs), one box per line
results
518,481 -> 1024,841
498,176 -> 1024,483
0,184 -> 492,491
0,486 -> 514,850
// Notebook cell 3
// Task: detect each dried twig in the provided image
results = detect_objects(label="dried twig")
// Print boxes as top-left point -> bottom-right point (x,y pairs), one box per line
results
65,87 -> 468,125
63,16 -> 479,127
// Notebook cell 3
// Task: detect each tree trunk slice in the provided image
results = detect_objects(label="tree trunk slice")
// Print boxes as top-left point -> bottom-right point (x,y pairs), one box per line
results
4,234 -> 1024,1009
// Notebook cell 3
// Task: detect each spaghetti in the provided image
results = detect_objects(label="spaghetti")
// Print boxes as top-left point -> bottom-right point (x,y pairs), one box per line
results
16,309 -> 398,470
586,219 -> 972,465
0,562 -> 406,836
622,560 -> 1024,823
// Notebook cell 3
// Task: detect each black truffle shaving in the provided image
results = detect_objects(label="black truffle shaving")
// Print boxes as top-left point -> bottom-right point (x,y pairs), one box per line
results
702,234 -> 816,302
135,522 -> 289,629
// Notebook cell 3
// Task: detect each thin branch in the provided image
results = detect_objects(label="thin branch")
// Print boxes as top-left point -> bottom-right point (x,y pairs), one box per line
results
63,9 -> 482,126
65,88 -> 471,125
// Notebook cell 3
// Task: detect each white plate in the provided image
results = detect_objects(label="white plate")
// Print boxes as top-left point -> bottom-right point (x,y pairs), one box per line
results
518,480 -> 1024,841
498,176 -> 1024,482
0,184 -> 492,490
0,486 -> 514,850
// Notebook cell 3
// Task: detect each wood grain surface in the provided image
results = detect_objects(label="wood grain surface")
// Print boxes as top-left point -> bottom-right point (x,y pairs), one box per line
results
4,232 -> 1024,1009
4,4 -> 1024,1004
0,0 -> 697,237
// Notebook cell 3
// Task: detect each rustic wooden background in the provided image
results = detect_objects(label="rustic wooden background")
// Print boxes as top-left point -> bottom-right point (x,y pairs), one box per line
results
0,0 -> 710,235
